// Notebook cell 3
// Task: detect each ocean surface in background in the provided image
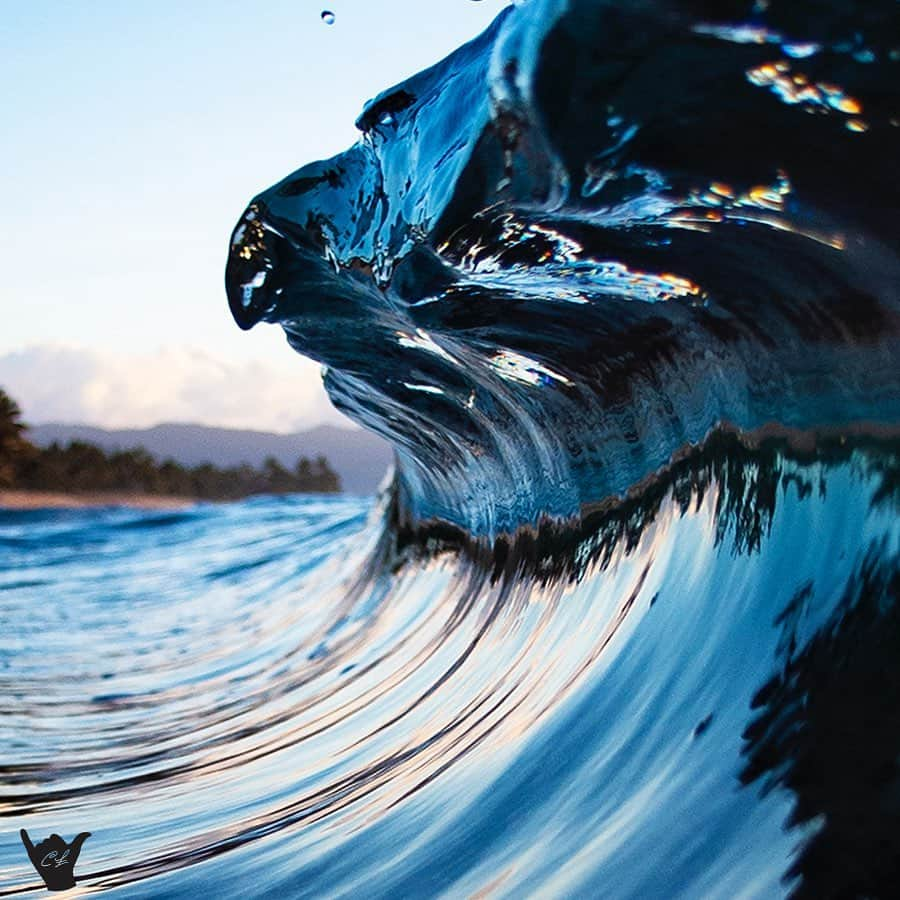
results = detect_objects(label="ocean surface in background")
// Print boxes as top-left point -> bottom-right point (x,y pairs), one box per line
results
4,0 -> 900,896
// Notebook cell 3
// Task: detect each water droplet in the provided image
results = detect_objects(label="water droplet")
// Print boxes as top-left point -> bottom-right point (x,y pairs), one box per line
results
321,10 -> 335,25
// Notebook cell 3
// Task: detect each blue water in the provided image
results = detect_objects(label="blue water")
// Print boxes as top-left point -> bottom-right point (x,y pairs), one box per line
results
5,0 -> 900,896
3,447 -> 898,897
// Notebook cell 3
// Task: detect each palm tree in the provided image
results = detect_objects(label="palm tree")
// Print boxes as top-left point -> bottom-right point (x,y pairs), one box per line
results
0,388 -> 35,487
0,388 -> 24,438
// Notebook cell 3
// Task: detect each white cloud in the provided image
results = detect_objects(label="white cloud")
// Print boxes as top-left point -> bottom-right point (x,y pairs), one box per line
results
0,345 -> 353,433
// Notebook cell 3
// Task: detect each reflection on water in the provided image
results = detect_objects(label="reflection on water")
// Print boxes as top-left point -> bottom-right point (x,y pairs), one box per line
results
741,551 -> 900,899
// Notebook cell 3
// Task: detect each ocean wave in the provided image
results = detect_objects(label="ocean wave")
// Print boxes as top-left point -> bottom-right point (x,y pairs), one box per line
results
227,0 -> 900,535
2,1 -> 899,897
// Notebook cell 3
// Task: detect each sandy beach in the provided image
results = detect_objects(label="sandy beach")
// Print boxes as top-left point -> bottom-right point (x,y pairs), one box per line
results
0,490 -> 196,510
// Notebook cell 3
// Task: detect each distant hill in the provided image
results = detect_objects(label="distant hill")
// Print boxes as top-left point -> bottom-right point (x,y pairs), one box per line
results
26,423 -> 394,495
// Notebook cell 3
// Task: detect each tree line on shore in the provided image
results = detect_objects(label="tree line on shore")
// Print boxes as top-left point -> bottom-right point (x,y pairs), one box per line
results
0,388 -> 341,498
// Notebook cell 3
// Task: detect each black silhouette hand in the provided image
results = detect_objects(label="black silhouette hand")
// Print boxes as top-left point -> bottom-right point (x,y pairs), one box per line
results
20,829 -> 91,891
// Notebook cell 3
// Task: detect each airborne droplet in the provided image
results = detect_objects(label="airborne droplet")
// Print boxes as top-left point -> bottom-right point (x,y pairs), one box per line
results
321,10 -> 335,24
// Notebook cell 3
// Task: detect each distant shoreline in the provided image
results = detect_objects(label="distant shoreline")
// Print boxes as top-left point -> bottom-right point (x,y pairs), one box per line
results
0,490 -> 196,510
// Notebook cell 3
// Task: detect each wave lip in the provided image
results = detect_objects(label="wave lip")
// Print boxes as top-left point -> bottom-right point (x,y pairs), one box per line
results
226,0 -> 900,538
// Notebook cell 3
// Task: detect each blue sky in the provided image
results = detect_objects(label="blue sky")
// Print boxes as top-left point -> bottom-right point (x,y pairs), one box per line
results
0,0 -> 509,430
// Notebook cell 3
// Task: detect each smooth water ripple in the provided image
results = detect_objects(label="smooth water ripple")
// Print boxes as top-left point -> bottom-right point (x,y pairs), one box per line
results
3,442 -> 899,896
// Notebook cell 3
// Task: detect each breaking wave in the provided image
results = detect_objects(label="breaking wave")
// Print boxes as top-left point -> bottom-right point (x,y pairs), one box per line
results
3,1 -> 899,897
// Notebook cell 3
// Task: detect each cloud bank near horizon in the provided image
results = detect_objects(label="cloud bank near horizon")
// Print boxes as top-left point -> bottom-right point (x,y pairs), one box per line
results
0,345 -> 353,433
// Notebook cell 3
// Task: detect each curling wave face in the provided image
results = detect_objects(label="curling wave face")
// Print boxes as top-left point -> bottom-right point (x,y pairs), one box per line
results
227,0 -> 900,535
